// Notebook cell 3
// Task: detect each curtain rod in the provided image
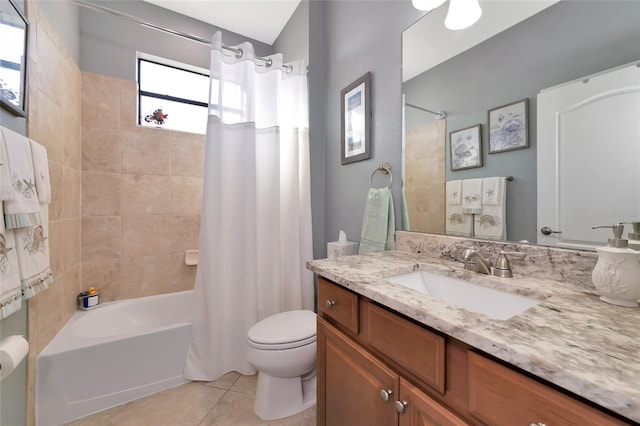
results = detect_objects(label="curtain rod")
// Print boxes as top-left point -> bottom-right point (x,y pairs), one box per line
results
68,0 -> 291,72
405,103 -> 447,120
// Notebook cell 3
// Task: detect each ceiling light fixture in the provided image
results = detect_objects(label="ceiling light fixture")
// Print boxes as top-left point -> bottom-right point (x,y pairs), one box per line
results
413,0 -> 483,31
445,0 -> 483,30
411,0 -> 447,12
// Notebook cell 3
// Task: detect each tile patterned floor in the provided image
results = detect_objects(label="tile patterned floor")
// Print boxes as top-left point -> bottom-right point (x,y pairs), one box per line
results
66,373 -> 316,426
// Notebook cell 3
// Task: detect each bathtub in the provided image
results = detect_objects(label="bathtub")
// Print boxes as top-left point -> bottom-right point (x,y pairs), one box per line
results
36,290 -> 193,426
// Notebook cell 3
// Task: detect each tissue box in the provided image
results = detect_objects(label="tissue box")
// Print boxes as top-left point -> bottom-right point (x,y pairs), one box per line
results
327,241 -> 359,259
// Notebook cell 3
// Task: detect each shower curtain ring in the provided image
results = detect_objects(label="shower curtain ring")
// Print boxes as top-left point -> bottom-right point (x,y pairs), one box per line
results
235,48 -> 243,59
265,58 -> 273,68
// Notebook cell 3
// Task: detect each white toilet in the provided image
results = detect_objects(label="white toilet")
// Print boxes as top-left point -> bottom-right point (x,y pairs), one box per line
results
246,310 -> 317,421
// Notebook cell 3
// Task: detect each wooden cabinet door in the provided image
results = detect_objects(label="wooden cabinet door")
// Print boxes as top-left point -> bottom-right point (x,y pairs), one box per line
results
467,351 -> 628,426
398,379 -> 469,426
317,316 -> 399,426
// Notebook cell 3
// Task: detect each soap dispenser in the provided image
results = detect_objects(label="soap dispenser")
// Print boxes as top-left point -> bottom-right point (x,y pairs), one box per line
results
591,224 -> 640,307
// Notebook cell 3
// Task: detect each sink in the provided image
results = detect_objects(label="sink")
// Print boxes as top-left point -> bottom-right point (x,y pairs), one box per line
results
386,271 -> 541,320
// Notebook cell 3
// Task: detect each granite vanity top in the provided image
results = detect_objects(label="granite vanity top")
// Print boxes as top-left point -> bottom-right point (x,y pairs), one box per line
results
307,251 -> 640,423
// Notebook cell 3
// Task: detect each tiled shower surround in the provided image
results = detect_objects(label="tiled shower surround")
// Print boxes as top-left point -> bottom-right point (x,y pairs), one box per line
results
22,4 -> 203,423
81,72 -> 203,302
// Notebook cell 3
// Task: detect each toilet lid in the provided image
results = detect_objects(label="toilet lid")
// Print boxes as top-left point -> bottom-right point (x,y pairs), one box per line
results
248,310 -> 316,348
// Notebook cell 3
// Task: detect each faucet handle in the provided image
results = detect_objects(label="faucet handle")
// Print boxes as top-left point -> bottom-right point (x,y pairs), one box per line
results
454,243 -> 475,251
493,251 -> 526,278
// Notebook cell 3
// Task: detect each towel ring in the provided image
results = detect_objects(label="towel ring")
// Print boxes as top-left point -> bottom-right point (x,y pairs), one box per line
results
370,162 -> 392,189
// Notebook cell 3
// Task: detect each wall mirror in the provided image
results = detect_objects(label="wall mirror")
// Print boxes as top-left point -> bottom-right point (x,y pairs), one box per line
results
402,0 -> 640,248
0,0 -> 29,117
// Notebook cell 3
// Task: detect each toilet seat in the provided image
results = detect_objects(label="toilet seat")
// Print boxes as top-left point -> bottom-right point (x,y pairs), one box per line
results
248,310 -> 316,350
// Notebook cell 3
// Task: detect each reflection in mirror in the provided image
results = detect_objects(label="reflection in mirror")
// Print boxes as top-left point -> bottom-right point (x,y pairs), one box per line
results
402,0 -> 640,247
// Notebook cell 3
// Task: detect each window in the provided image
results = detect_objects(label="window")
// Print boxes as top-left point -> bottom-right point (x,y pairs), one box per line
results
138,57 -> 209,134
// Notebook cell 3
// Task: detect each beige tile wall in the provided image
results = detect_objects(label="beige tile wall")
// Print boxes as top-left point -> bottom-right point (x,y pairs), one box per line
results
81,72 -> 204,302
25,2 -> 82,424
22,8 -> 204,423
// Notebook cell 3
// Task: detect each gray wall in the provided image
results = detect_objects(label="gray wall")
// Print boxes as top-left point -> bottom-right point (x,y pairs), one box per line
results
404,1 -> 640,243
273,0 -> 309,66
310,1 -> 422,256
80,0 -> 272,80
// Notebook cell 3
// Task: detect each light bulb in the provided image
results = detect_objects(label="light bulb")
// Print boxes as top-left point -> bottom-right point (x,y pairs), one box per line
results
445,0 -> 482,30
412,0 -> 447,12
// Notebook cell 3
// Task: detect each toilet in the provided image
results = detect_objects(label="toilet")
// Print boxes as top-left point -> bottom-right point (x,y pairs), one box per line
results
246,310 -> 317,421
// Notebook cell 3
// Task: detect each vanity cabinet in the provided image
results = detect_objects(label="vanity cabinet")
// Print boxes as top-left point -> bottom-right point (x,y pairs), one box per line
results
316,277 -> 630,426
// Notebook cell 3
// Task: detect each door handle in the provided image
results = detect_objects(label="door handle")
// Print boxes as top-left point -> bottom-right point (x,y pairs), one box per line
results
540,226 -> 562,236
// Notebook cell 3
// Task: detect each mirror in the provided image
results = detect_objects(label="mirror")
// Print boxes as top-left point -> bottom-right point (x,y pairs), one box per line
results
0,0 -> 29,117
402,0 -> 640,246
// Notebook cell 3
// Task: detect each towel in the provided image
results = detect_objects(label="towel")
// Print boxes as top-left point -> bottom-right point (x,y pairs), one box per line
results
0,203 -> 22,319
0,129 -> 14,201
446,180 -> 462,205
482,176 -> 502,205
15,204 -> 53,299
29,140 -> 51,204
359,187 -> 396,254
1,127 -> 41,229
475,177 -> 507,240
445,200 -> 472,237
462,178 -> 482,215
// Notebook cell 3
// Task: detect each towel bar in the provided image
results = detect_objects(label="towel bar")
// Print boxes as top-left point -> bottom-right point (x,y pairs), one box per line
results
370,162 -> 392,189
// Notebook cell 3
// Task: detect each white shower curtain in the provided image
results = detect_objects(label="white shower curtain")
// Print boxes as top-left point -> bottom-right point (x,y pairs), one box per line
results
184,32 -> 314,380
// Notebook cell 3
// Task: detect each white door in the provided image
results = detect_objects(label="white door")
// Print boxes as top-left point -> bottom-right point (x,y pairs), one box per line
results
537,62 -> 640,250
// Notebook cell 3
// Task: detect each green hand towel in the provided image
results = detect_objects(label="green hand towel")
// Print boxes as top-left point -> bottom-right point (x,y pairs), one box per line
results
359,187 -> 396,254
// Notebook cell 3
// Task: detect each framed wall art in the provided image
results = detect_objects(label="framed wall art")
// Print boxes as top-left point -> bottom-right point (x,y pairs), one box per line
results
488,98 -> 529,154
450,124 -> 482,171
341,72 -> 371,165
0,0 -> 29,117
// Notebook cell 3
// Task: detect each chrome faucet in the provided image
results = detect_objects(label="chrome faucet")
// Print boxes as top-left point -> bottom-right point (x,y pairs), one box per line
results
455,244 -> 525,278
457,245 -> 494,275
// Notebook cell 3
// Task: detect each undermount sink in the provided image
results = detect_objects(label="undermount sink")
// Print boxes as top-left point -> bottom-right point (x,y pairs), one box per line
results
386,271 -> 541,320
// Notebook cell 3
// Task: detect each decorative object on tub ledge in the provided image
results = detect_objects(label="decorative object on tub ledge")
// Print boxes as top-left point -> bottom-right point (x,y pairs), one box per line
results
450,124 -> 482,171
359,163 -> 395,254
77,287 -> 100,310
341,72 -> 372,165
0,0 -> 29,117
488,98 -> 529,153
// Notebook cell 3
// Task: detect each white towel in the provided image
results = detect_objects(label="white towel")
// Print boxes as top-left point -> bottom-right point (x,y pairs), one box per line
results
0,203 -> 22,319
15,204 -> 53,300
359,187 -> 396,254
462,178 -> 483,215
445,202 -> 472,237
475,177 -> 507,241
1,127 -> 41,229
445,180 -> 462,205
482,176 -> 502,205
0,130 -> 14,201
29,140 -> 51,204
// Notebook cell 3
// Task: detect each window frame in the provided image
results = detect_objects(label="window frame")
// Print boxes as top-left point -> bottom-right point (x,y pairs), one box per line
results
137,57 -> 209,127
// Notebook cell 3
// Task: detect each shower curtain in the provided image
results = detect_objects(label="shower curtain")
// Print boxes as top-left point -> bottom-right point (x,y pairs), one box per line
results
184,32 -> 314,380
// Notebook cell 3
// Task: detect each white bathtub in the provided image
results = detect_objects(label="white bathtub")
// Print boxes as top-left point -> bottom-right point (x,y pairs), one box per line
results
36,290 -> 193,426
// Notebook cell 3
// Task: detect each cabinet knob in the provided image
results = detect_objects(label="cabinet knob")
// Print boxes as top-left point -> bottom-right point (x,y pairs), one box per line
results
325,299 -> 336,309
380,389 -> 393,402
395,400 -> 408,414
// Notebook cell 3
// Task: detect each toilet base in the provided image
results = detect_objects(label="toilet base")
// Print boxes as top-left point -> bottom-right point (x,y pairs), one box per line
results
253,370 -> 316,421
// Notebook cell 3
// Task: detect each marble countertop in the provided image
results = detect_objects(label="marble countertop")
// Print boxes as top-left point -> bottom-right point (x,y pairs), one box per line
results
307,251 -> 640,423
